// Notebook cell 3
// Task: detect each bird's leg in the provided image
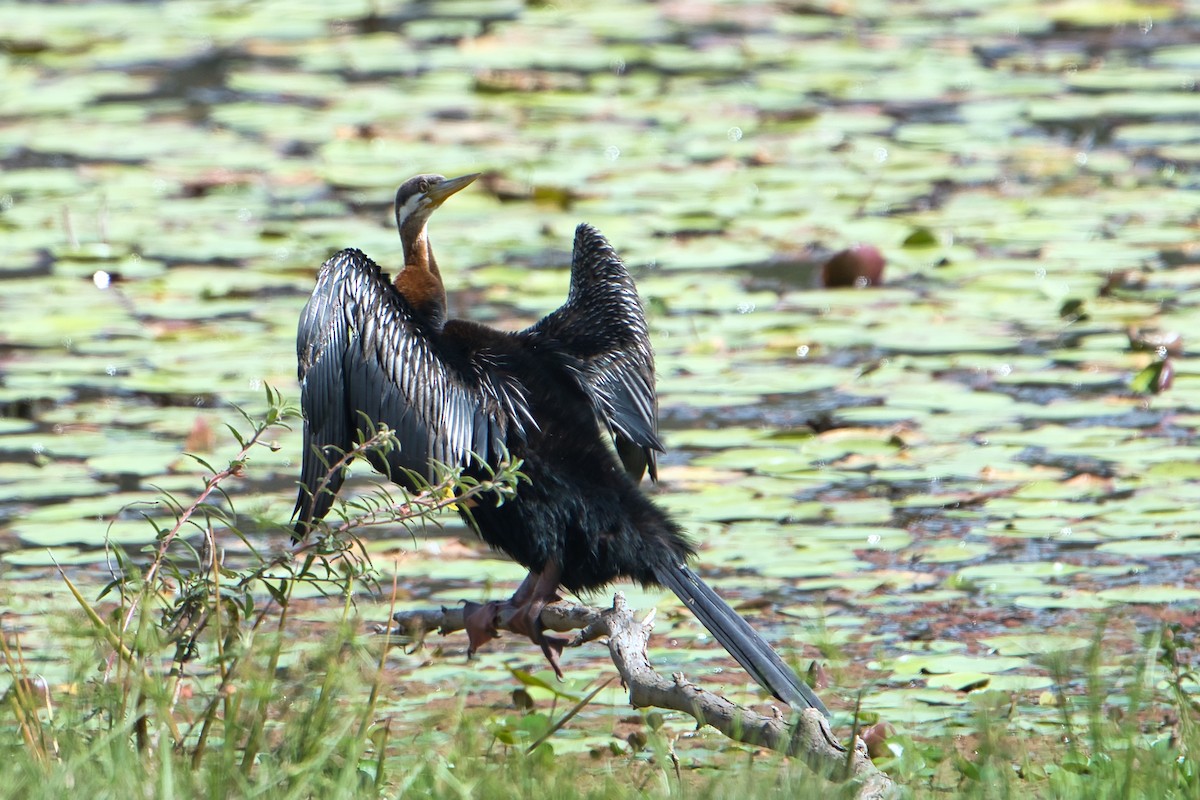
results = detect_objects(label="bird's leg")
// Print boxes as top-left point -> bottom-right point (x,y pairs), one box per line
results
463,569 -> 545,657
504,561 -> 570,679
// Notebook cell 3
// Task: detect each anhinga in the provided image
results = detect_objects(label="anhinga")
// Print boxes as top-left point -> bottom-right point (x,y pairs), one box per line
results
293,173 -> 828,716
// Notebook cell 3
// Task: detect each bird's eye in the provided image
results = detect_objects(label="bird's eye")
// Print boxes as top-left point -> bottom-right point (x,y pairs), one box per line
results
418,179 -> 430,193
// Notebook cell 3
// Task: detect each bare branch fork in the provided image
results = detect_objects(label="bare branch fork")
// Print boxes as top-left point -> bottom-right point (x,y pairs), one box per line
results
385,593 -> 896,799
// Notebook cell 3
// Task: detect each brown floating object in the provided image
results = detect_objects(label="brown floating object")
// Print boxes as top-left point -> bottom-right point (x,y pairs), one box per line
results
821,244 -> 886,288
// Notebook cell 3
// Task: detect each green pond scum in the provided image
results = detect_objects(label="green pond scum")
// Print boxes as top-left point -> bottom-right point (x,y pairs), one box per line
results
2,0 -> 1200,795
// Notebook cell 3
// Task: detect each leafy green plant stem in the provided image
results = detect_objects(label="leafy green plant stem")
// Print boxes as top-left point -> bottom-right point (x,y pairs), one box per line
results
0,628 -> 49,767
119,408 -> 276,640
235,594 -> 292,774
356,570 -> 398,744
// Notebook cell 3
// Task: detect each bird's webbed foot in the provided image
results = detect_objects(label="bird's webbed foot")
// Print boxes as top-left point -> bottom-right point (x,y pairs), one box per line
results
462,600 -> 503,657
461,564 -> 569,677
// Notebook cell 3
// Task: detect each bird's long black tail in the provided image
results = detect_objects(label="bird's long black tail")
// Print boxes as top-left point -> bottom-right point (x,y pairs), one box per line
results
654,562 -> 829,717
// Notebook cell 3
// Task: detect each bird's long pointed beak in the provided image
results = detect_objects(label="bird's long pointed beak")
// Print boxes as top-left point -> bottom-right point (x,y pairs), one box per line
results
427,173 -> 480,206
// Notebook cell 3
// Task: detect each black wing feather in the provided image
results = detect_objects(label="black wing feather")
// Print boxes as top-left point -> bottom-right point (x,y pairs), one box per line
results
527,223 -> 662,480
292,248 -> 524,536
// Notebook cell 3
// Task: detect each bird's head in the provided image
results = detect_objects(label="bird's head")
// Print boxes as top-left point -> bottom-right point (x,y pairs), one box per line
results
394,173 -> 480,237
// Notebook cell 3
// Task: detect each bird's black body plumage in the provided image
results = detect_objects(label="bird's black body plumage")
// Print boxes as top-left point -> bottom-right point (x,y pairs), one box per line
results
294,227 -> 684,590
293,186 -> 828,716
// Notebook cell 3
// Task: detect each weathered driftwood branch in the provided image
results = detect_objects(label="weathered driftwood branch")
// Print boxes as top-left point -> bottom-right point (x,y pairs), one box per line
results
384,593 -> 896,799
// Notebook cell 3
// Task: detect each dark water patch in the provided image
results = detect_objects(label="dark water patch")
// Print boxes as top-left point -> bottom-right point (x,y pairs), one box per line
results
0,147 -> 145,170
740,253 -> 823,292
1041,18 -> 1200,56
94,48 -> 239,110
880,100 -> 964,126
1030,116 -> 1126,146
0,249 -> 54,280
1015,446 -> 1117,478
0,393 -> 75,422
978,18 -> 1200,69
1030,408 -> 1170,431
662,389 -> 880,431
66,382 -> 222,411
937,367 -> 1132,406
898,515 -> 980,539
343,3 -> 521,38
1160,248 -> 1200,269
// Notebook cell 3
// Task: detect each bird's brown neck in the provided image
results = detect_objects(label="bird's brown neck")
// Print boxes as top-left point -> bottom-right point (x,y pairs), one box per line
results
394,226 -> 447,328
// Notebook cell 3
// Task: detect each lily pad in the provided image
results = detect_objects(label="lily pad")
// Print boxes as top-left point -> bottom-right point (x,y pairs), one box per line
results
1096,586 -> 1200,605
978,634 -> 1092,656
887,653 -> 1030,678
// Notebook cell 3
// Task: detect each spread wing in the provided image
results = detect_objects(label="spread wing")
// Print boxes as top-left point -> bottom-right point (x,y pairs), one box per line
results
526,223 -> 662,480
293,248 -> 530,536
